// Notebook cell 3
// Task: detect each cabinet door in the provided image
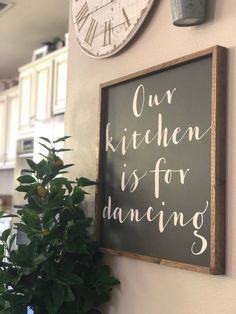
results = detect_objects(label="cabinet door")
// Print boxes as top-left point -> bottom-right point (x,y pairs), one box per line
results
5,90 -> 19,168
53,51 -> 68,115
0,96 -> 7,167
19,67 -> 34,130
35,59 -> 53,121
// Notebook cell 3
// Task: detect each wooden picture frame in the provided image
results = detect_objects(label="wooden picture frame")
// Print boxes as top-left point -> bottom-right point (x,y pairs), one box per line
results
96,46 -> 227,274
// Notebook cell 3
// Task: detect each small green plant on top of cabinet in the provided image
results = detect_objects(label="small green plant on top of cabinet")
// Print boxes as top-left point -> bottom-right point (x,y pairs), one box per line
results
0,136 -> 119,314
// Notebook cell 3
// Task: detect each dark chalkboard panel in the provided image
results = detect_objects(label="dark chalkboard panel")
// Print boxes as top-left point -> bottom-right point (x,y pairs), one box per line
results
96,46 -> 227,274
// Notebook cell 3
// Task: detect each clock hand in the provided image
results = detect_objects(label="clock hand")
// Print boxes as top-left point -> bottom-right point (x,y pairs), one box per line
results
83,18 -> 133,44
89,0 -> 115,16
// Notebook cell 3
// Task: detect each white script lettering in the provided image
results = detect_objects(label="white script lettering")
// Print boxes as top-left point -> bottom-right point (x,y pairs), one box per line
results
105,114 -> 211,155
102,196 -> 208,255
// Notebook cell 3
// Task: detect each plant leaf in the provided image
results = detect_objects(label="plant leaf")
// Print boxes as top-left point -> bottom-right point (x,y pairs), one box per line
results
26,159 -> 37,171
16,185 -> 31,193
72,187 -> 85,204
53,136 -> 71,143
36,159 -> 48,179
9,234 -> 16,250
0,309 -> 12,313
21,169 -> 34,173
39,153 -> 48,158
54,148 -> 72,152
45,282 -> 66,314
39,142 -> 50,151
1,228 -> 11,242
17,175 -> 36,184
60,164 -> 75,170
39,136 -> 51,144
77,177 -> 97,187
22,207 -> 41,228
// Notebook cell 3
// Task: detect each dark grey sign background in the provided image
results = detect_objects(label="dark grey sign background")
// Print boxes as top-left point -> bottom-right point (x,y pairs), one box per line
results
100,56 -> 212,267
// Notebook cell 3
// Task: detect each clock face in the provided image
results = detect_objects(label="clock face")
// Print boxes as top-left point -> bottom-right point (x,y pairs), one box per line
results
71,0 -> 155,58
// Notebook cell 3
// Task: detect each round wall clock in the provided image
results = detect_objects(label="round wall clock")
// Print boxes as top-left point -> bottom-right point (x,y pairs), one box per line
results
71,0 -> 155,58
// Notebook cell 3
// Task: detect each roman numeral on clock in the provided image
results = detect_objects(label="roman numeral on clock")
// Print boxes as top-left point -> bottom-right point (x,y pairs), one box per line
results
76,2 -> 89,31
85,18 -> 98,46
104,20 -> 112,46
122,8 -> 131,27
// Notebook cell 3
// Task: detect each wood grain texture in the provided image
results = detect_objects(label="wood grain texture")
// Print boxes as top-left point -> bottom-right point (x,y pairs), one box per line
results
210,46 -> 227,275
94,87 -> 106,242
100,248 -> 210,274
100,46 -> 217,89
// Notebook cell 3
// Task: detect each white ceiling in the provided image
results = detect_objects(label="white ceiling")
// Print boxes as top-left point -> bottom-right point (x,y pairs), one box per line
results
0,0 -> 69,79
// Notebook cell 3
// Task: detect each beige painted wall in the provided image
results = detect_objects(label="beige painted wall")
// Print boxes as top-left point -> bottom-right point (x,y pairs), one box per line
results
66,1 -> 236,313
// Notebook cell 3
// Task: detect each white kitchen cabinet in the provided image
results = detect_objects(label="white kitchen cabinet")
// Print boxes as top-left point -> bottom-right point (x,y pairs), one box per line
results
0,87 -> 19,169
5,89 -> 20,167
19,67 -> 34,130
18,47 -> 67,132
53,50 -> 68,115
0,95 -> 7,167
34,59 -> 53,120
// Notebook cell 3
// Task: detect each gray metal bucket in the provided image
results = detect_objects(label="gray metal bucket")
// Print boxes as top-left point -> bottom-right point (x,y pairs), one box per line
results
170,0 -> 206,26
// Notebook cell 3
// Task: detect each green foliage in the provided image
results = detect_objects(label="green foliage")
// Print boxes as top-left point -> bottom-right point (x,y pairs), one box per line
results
0,137 -> 119,314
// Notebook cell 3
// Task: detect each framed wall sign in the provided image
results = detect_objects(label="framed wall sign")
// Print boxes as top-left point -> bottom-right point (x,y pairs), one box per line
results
96,46 -> 227,274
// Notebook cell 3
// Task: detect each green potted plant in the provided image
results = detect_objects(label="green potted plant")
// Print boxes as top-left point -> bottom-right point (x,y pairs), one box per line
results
0,136 -> 119,314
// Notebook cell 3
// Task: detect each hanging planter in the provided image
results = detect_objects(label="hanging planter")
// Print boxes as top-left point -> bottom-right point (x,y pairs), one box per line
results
170,0 -> 206,26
